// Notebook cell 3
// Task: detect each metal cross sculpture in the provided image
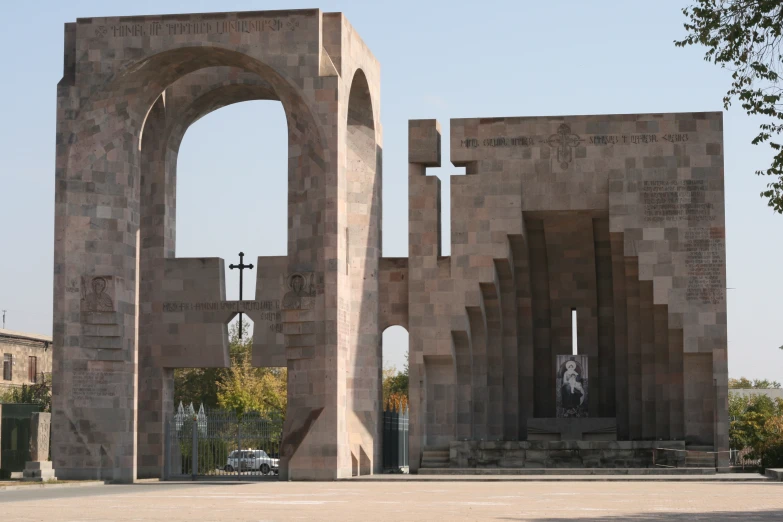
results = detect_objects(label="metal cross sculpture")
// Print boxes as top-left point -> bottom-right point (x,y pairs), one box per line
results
229,252 -> 254,340
547,123 -> 582,169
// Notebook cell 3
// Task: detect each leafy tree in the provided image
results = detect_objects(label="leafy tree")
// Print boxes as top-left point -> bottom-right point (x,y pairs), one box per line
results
729,376 -> 782,389
382,360 -> 409,411
0,373 -> 52,412
676,1 -> 783,212
174,366 -> 224,410
175,323 -> 287,422
729,391 -> 783,468
216,324 -> 287,422
758,415 -> 783,469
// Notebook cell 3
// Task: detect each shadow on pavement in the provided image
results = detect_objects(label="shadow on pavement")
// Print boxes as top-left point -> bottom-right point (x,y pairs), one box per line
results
500,507 -> 783,521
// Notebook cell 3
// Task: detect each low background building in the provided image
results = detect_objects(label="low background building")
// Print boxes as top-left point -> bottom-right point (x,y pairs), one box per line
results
0,329 -> 52,394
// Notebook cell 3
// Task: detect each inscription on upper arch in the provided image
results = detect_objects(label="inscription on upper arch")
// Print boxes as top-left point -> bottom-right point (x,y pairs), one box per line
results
93,18 -> 301,39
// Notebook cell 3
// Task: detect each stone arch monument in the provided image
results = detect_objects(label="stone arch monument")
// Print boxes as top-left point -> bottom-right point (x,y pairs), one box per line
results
53,8 -> 728,482
53,9 -> 381,481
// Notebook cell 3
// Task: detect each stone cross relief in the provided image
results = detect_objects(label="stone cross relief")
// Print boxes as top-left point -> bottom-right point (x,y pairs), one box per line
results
546,123 -> 582,169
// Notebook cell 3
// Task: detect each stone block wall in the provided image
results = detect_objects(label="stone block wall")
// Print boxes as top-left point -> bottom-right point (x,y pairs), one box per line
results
449,440 -> 687,469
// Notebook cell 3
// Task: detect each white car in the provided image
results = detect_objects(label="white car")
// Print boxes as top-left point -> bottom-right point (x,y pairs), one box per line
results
225,449 -> 279,474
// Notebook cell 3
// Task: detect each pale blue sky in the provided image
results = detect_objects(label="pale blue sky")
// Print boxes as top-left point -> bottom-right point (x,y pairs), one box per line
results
0,1 -> 780,378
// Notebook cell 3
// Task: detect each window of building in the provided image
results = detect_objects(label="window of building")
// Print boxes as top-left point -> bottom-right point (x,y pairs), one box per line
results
28,356 -> 37,383
3,354 -> 12,381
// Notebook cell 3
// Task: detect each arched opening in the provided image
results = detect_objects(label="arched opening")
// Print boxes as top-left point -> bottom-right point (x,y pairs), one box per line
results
167,91 -> 289,478
176,99 -> 287,307
381,325 -> 409,471
382,325 -> 409,407
124,54 -> 317,479
344,68 -> 381,476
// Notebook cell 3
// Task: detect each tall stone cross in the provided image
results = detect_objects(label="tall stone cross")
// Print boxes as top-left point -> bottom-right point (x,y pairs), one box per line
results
229,252 -> 254,340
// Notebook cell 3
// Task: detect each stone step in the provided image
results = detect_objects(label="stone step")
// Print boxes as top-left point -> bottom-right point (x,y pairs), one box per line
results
420,447 -> 450,468
417,467 -> 725,476
422,451 -> 449,458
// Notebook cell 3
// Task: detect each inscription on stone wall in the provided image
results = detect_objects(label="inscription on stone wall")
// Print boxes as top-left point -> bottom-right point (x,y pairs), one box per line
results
460,136 -> 536,148
162,300 -> 280,312
685,227 -> 726,304
459,133 -> 690,149
93,18 -> 300,38
72,369 -> 120,400
641,180 -> 712,223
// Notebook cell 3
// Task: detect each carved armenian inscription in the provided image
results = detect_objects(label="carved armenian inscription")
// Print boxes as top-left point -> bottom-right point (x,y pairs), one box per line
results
685,227 -> 725,304
459,132 -> 689,149
641,180 -> 712,223
72,369 -> 120,400
93,18 -> 300,38
162,300 -> 280,312
163,300 -> 282,332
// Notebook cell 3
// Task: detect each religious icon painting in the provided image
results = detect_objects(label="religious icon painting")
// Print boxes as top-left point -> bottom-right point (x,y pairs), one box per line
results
556,354 -> 589,418
281,272 -> 316,310
80,275 -> 116,313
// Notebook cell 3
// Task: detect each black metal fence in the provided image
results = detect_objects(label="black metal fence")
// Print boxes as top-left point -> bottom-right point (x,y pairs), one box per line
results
382,407 -> 409,470
165,405 -> 282,480
0,403 -> 43,479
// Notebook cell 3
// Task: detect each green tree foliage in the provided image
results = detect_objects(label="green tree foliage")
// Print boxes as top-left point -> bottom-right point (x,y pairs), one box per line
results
174,366 -> 223,410
382,360 -> 409,411
730,392 -> 783,468
676,1 -> 783,212
175,323 -> 287,421
0,373 -> 52,412
729,376 -> 782,389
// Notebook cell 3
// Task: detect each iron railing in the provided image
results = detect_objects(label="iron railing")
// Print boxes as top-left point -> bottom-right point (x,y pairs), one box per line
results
165,406 -> 282,480
382,407 -> 409,470
653,447 -> 732,470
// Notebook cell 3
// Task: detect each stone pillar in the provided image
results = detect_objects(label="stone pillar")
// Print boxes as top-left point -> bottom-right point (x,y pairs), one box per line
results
407,119 -> 442,473
23,412 -> 56,482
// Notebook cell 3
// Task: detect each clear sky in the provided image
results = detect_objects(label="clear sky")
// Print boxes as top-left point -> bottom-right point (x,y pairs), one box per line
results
0,0 -> 780,378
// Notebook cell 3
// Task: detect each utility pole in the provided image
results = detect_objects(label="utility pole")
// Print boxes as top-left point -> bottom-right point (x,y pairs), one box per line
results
2,310 -> 6,330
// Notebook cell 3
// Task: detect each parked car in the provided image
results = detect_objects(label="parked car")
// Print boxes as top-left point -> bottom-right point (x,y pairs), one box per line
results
225,449 -> 279,474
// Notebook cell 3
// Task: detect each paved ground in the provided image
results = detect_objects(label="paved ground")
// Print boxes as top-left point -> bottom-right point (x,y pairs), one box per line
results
1,479 -> 782,521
